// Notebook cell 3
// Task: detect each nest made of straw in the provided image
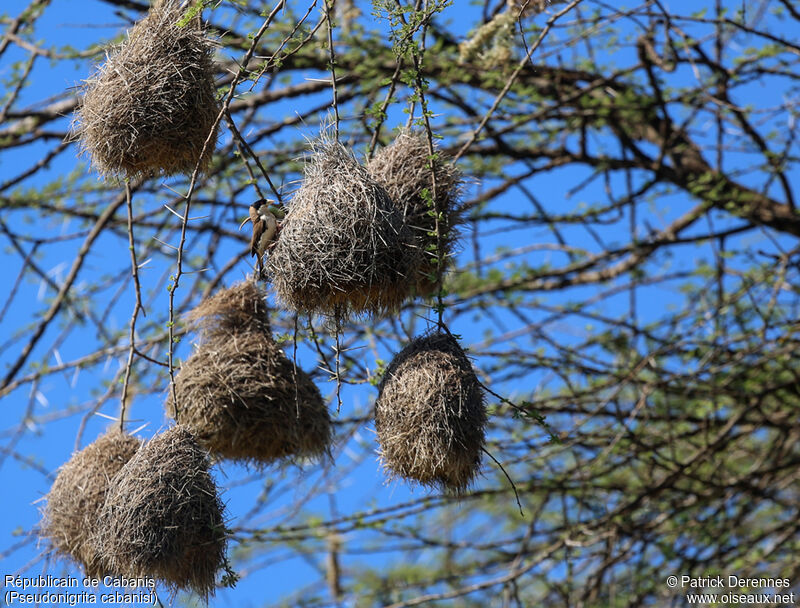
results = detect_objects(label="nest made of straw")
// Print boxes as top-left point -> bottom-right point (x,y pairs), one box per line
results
167,281 -> 331,464
374,332 -> 487,493
367,130 -> 464,296
75,0 -> 219,178
95,426 -> 226,598
266,138 -> 416,316
41,429 -> 141,577
508,0 -> 560,17
458,10 -> 516,68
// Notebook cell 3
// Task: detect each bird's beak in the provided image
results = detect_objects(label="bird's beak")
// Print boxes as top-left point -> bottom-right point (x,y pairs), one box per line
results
238,217 -> 252,231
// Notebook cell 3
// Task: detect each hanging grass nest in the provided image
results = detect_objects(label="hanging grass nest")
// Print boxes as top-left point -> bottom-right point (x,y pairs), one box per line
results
457,10 -> 516,69
374,332 -> 487,493
367,129 -> 464,297
508,0 -> 559,17
74,0 -> 219,178
167,281 -> 331,464
40,429 -> 141,577
95,425 -> 226,598
266,137 -> 416,316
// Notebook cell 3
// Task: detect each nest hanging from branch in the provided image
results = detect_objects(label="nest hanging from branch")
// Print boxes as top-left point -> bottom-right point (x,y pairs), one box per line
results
95,426 -> 226,598
40,429 -> 141,577
266,138 -> 416,317
167,281 -> 331,464
367,129 -> 464,296
374,332 -> 487,493
185,279 -> 272,336
508,0 -> 562,17
458,10 -> 516,68
74,0 -> 219,178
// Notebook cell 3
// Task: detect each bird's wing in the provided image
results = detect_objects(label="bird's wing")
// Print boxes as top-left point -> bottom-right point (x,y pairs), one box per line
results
250,220 -> 265,257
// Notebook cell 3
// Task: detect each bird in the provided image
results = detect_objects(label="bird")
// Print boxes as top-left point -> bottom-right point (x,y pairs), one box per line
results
239,199 -> 285,277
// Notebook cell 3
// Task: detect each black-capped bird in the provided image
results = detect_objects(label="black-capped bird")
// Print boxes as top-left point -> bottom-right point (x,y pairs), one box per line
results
239,199 -> 285,276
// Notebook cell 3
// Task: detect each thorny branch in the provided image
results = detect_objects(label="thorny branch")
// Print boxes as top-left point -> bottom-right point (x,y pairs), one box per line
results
119,181 -> 146,431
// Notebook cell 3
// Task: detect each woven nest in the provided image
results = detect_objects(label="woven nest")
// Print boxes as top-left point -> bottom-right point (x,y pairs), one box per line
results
458,10 -> 516,68
167,281 -> 331,464
374,332 -> 487,493
95,426 -> 226,598
75,0 -> 219,177
508,0 -> 559,16
266,138 -> 416,316
40,429 -> 141,577
186,279 -> 272,336
367,130 -> 464,296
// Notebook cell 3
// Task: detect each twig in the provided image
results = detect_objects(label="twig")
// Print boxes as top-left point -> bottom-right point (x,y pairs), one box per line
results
75,366 -> 126,451
225,108 -> 283,203
333,310 -> 343,413
120,180 -> 146,431
323,0 -> 341,139
246,0 -> 322,90
293,312 -> 300,418
0,239 -> 37,325
366,58 -> 404,158
307,315 -> 336,380
478,377 -> 559,441
481,446 -> 524,517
